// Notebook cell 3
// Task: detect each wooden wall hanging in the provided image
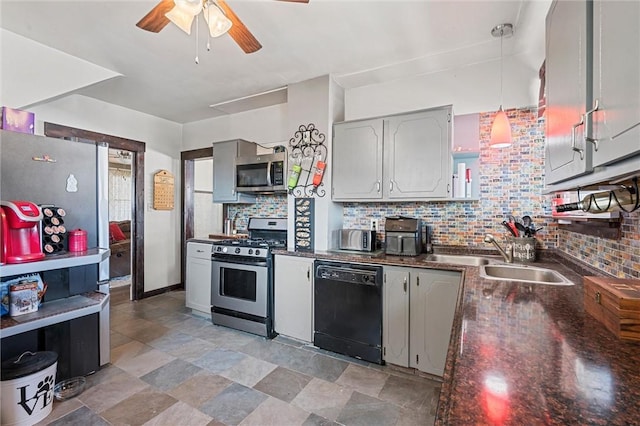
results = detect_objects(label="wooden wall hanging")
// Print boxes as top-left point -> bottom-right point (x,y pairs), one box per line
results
153,169 -> 175,210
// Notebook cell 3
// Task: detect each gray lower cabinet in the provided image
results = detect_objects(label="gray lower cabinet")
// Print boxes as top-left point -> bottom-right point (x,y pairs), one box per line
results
332,106 -> 452,201
212,139 -> 256,203
383,266 -> 461,377
545,0 -> 640,186
185,242 -> 212,315
383,267 -> 410,367
274,255 -> 314,342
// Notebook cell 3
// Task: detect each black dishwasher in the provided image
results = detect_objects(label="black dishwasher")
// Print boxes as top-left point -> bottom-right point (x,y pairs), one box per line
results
314,260 -> 383,364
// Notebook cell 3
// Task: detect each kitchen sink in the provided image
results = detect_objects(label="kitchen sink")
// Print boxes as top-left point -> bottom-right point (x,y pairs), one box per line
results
424,254 -> 500,266
479,264 -> 574,285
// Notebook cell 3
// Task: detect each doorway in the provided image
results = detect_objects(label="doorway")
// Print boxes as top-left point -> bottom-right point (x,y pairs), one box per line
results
107,148 -> 134,293
181,147 -> 214,285
44,122 -> 146,300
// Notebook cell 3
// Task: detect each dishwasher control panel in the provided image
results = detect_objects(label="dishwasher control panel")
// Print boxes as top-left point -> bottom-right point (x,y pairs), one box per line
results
315,263 -> 381,285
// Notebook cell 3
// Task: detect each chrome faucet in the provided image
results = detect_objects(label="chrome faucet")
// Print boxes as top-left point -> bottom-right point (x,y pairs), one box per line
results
484,234 -> 513,263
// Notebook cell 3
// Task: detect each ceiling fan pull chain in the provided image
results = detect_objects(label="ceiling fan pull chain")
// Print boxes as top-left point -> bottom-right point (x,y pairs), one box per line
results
195,15 -> 200,64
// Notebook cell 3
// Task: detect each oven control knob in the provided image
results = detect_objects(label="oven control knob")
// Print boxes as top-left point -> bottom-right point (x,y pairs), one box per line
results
255,249 -> 261,256
222,247 -> 227,253
248,249 -> 253,255
235,247 -> 241,254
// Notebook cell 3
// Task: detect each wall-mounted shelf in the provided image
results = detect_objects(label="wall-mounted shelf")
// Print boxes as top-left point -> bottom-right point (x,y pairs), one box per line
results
0,248 -> 110,278
452,152 -> 479,199
544,215 -> 622,240
0,292 -> 108,338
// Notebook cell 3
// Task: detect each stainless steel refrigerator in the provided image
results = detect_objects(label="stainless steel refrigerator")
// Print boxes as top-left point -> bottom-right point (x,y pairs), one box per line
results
0,129 -> 110,377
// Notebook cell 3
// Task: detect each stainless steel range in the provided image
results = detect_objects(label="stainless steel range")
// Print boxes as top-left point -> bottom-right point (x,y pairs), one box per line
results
211,217 -> 287,338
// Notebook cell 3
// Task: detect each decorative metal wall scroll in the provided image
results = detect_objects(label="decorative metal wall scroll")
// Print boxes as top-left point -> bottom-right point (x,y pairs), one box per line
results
294,198 -> 314,252
288,123 -> 327,198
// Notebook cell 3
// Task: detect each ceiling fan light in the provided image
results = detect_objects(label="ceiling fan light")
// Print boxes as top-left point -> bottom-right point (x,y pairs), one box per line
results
165,7 -> 196,34
175,0 -> 203,15
489,108 -> 513,148
204,2 -> 233,37
165,0 -> 203,35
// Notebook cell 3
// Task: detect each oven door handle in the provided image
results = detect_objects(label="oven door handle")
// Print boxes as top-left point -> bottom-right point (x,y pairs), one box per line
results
212,257 -> 269,268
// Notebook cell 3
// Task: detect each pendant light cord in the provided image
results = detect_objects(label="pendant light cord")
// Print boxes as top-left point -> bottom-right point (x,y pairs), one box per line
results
499,26 -> 504,109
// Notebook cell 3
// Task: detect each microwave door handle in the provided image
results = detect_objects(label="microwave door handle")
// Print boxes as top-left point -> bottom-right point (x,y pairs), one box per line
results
267,161 -> 273,186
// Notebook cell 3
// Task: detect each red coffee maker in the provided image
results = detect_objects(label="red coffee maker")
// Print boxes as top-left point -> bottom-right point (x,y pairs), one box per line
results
0,200 -> 46,264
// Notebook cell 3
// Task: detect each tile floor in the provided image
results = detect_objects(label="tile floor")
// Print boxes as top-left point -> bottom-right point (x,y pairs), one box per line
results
41,290 -> 441,426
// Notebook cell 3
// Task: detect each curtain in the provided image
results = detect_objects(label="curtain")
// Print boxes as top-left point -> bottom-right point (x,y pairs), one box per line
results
109,167 -> 132,221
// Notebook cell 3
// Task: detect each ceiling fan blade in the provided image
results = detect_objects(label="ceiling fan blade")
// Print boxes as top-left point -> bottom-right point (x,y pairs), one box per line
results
217,0 -> 262,54
136,0 -> 175,33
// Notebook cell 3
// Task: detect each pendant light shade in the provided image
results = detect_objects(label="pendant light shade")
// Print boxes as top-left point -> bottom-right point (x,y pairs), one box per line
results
489,23 -> 514,149
490,107 -> 513,148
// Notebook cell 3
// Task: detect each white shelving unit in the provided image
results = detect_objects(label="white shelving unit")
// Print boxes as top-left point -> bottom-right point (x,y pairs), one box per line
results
0,248 -> 110,338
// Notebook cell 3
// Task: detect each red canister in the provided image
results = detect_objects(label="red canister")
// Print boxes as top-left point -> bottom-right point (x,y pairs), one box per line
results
68,229 -> 87,252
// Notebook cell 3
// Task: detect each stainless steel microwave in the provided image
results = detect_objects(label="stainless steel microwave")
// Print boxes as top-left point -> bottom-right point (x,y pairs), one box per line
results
236,152 -> 287,193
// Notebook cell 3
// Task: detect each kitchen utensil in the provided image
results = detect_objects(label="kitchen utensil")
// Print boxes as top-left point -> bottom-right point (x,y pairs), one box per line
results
522,215 -> 532,228
501,220 -> 518,237
515,222 -> 527,235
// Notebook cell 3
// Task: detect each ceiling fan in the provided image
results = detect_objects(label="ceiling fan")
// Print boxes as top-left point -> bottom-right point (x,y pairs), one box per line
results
136,0 -> 308,54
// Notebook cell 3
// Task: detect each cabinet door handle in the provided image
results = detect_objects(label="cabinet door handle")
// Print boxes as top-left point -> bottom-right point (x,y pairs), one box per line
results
571,117 -> 585,160
307,267 -> 310,280
196,249 -> 204,253
416,276 -> 420,287
389,181 -> 394,192
376,181 -> 381,193
584,99 -> 600,151
403,277 -> 407,292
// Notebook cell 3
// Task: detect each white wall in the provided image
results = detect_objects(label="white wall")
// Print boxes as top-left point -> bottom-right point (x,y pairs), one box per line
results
0,29 -> 119,110
344,54 -> 539,120
29,95 -> 183,293
182,104 -> 289,151
194,159 -> 223,237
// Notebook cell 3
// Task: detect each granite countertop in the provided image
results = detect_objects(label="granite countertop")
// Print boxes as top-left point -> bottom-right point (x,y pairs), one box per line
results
187,235 -> 249,245
272,248 -> 640,425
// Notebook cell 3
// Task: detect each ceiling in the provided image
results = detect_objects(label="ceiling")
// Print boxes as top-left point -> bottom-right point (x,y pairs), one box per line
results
0,0 -> 551,124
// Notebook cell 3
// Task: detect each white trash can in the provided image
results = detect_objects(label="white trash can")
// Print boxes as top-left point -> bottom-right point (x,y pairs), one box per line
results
1,351 -> 58,426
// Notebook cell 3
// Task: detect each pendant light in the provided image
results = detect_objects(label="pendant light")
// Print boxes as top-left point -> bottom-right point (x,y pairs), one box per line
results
489,23 -> 514,148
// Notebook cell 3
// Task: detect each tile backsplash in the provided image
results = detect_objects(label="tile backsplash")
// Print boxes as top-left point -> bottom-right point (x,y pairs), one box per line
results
227,107 -> 639,279
557,211 -> 639,279
227,194 -> 288,232
344,107 -> 553,248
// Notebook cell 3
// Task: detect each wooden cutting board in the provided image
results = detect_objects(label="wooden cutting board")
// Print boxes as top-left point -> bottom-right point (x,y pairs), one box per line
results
583,276 -> 640,341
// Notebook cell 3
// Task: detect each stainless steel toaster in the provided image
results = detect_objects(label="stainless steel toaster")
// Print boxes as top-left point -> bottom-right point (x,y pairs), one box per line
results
339,229 -> 376,252
384,216 -> 422,256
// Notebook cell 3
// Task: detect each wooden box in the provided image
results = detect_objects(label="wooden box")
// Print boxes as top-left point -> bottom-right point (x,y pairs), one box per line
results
583,276 -> 640,341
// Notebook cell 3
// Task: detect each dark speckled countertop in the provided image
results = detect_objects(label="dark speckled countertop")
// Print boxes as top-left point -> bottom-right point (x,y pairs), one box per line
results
272,247 -> 640,425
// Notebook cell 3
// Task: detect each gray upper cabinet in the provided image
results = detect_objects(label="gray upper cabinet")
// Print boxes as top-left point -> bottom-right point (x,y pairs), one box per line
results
332,118 -> 384,200
384,108 -> 451,199
212,139 -> 256,204
591,0 -> 640,167
332,106 -> 452,201
545,0 -> 640,186
544,0 -> 592,184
